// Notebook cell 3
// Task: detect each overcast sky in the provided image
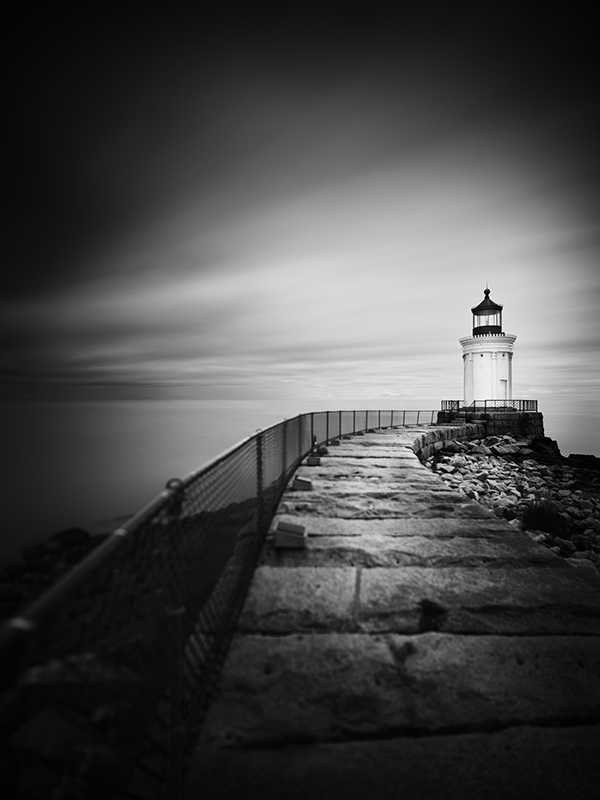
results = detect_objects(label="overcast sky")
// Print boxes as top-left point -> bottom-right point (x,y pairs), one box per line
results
5,9 -> 599,444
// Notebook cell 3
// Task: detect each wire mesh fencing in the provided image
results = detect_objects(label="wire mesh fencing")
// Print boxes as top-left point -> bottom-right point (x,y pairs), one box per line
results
0,409 -> 438,799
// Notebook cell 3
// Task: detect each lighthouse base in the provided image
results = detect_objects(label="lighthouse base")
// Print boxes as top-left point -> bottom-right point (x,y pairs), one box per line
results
437,410 -> 545,440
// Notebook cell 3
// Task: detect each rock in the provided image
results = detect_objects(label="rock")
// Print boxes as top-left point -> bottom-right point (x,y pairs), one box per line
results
483,436 -> 501,446
425,437 -> 600,575
584,517 -> 600,532
555,538 -> 576,554
491,444 -> 521,455
528,532 -> 548,543
50,528 -> 91,547
567,453 -> 600,471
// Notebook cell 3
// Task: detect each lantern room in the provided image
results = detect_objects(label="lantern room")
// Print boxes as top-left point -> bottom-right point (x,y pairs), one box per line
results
472,288 -> 503,336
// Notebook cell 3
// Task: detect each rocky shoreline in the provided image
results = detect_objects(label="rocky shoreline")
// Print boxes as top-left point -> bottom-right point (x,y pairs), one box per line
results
0,528 -> 110,621
424,434 -> 600,574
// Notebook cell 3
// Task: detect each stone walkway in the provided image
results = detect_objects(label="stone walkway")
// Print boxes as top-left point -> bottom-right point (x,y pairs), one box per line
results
185,426 -> 600,800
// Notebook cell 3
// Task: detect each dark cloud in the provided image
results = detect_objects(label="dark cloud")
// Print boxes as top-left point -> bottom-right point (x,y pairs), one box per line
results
10,6 -> 597,295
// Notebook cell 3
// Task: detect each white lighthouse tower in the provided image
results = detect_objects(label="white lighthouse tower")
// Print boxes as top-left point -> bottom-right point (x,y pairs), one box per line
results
460,288 -> 516,407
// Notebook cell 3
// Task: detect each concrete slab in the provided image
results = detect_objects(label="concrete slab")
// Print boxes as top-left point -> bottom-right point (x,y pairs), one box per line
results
333,432 -> 424,442
359,565 -> 600,634
325,448 -> 425,458
285,478 -> 453,495
277,491 -> 492,519
311,456 -> 424,468
270,514 -> 514,537
294,465 -> 442,484
237,563 -> 600,635
237,567 -> 357,632
258,532 -> 562,568
197,632 -> 600,748
185,725 -> 600,800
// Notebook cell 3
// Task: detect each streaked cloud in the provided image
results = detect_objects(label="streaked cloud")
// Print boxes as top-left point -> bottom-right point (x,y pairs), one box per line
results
4,10 -> 599,430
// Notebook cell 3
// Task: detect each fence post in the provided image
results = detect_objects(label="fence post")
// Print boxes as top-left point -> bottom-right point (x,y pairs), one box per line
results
256,431 -> 264,535
339,410 -> 342,439
281,419 -> 287,489
326,412 -> 329,444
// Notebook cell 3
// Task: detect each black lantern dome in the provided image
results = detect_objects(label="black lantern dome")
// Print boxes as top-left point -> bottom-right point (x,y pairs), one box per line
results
471,288 -> 503,335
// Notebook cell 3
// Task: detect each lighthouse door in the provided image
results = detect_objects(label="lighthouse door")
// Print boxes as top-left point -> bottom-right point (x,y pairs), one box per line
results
500,380 -> 507,401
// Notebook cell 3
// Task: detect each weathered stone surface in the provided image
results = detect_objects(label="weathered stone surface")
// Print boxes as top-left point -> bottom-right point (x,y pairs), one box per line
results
237,563 -> 600,635
311,456 -> 422,468
186,423 -> 600,799
297,463 -> 433,481
198,633 -> 600,748
278,491 -> 492,519
186,725 -> 600,800
259,532 -> 561,568
270,514 -> 514,538
359,565 -> 600,634
294,469 -> 444,491
286,479 -> 448,495
324,447 -> 425,458
336,437 -> 416,448
237,567 -> 357,632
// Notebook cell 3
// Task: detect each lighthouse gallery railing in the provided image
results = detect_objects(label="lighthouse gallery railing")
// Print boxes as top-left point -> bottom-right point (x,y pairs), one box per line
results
0,409 -> 437,800
441,399 -> 538,414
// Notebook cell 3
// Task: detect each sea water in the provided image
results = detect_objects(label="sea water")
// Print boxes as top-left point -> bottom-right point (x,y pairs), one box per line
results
0,400 -> 288,565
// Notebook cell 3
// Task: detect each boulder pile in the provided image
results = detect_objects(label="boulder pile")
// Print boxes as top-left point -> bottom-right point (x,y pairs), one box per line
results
0,528 -> 109,621
424,434 -> 600,573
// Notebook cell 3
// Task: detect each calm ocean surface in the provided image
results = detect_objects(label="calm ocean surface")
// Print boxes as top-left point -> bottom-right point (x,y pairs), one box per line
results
0,400 -> 288,566
1,398 -> 598,565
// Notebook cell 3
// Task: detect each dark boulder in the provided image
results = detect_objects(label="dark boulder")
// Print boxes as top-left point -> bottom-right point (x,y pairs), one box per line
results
50,528 -> 91,547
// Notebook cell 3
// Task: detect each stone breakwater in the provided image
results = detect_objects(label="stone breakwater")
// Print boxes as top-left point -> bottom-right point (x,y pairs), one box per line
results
185,426 -> 600,800
424,434 -> 600,574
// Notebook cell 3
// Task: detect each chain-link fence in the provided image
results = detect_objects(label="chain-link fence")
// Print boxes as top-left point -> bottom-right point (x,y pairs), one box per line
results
0,410 -> 437,800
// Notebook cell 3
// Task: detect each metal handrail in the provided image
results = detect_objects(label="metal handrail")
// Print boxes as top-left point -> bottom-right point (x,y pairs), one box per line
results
0,411 -> 437,641
0,408 -> 438,800
441,399 -> 538,417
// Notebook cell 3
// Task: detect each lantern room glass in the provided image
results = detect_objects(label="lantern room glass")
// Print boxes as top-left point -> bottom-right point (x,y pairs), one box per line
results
472,310 -> 502,335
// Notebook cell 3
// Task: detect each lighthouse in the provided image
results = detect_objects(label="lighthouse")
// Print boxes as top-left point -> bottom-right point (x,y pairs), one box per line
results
459,288 -> 517,407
